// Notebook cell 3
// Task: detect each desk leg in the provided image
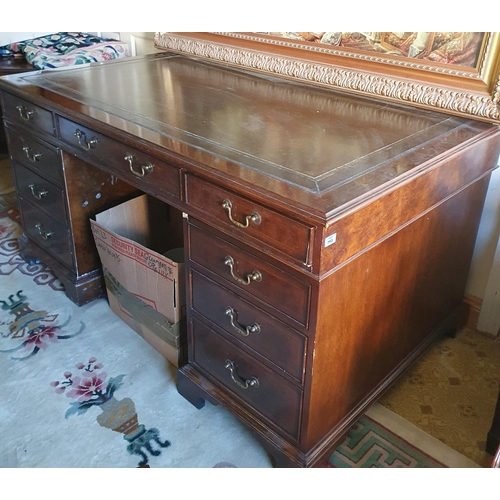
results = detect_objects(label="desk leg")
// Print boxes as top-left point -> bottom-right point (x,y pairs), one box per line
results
492,445 -> 500,467
487,386 -> 500,456
177,369 -> 220,410
18,233 -> 41,265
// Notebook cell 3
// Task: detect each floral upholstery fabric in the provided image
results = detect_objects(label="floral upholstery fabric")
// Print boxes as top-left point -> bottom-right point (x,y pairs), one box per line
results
1,32 -> 129,70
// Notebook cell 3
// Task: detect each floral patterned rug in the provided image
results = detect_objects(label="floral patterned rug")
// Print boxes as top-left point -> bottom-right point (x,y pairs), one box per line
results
0,203 -> 466,468
0,207 -> 269,467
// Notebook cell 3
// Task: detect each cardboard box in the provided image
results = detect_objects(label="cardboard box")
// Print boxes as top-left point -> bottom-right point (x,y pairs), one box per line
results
104,269 -> 186,367
90,194 -> 186,367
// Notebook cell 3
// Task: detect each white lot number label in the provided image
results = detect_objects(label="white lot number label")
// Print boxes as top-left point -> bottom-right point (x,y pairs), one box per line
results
325,233 -> 337,247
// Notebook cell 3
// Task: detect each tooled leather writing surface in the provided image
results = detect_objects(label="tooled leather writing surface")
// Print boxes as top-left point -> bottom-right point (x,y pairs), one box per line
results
7,53 -> 484,196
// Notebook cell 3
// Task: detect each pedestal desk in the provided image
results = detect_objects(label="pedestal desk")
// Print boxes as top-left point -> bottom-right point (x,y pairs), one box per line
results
1,53 -> 499,467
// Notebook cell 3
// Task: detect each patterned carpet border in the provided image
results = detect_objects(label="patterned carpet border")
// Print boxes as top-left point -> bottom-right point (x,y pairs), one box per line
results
329,415 -> 445,468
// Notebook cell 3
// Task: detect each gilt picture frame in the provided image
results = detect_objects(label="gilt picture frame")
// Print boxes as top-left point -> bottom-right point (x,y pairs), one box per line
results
154,32 -> 500,124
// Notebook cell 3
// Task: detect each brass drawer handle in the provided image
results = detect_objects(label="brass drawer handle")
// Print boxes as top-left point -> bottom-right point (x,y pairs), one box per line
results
222,199 -> 261,228
124,153 -> 154,177
28,183 -> 48,200
225,307 -> 261,337
23,146 -> 42,162
224,360 -> 259,389
224,255 -> 262,286
74,129 -> 99,150
16,104 -> 35,121
35,223 -> 53,240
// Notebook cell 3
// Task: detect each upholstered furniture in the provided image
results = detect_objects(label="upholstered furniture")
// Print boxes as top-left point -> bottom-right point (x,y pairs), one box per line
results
1,32 -> 129,70
0,32 -> 129,155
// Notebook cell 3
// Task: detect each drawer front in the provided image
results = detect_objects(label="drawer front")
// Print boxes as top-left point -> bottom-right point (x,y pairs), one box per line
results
6,127 -> 63,184
188,222 -> 311,327
13,162 -> 66,223
1,91 -> 55,136
192,317 -> 302,439
186,173 -> 314,268
57,116 -> 181,199
19,198 -> 73,268
191,270 -> 306,383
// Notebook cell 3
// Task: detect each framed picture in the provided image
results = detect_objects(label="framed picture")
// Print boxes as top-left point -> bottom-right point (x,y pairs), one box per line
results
154,32 -> 500,124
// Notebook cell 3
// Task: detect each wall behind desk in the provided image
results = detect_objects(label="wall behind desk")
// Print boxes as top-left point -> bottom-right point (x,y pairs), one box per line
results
467,164 -> 500,299
118,32 -> 162,56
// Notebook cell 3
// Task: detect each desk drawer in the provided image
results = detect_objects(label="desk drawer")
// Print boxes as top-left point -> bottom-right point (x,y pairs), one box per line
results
19,198 -> 73,269
186,173 -> 314,268
13,162 -> 66,224
191,270 -> 306,383
7,128 -> 63,185
188,221 -> 311,327
57,116 -> 181,199
1,92 -> 55,137
192,317 -> 302,439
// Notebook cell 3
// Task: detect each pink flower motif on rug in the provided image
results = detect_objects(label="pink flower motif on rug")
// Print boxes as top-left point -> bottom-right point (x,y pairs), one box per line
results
24,326 -> 59,350
65,372 -> 109,402
52,357 -> 171,467
0,290 -> 84,360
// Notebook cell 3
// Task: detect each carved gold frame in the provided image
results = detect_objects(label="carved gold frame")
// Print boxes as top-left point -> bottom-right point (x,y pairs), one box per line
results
154,32 -> 500,125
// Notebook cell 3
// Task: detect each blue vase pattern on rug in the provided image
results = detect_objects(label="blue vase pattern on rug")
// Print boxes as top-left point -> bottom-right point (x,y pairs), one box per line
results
52,358 -> 171,467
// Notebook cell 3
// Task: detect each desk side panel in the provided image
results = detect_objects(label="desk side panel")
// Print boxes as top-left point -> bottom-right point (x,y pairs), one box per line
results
302,173 -> 491,452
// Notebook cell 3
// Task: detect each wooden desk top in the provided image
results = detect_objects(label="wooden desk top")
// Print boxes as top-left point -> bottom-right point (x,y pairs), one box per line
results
0,57 -> 32,75
1,53 -> 499,221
